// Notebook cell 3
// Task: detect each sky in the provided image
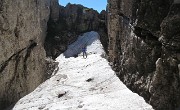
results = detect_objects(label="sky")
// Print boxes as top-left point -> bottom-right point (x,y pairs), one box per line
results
59,0 -> 107,13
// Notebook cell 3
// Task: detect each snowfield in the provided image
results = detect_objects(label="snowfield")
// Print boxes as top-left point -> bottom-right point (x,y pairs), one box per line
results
13,31 -> 153,110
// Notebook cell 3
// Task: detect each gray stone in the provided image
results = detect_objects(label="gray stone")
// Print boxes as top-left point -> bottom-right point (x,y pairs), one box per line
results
45,3 -> 108,59
0,0 -> 50,109
174,0 -> 180,4
107,0 -> 180,109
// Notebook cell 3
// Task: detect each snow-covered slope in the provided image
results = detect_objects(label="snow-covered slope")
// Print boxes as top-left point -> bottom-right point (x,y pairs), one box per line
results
63,31 -> 104,58
13,31 -> 153,110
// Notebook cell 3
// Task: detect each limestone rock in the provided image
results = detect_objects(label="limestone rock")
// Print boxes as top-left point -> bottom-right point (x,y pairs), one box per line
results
0,0 -> 50,109
107,0 -> 180,109
50,0 -> 59,21
45,3 -> 108,59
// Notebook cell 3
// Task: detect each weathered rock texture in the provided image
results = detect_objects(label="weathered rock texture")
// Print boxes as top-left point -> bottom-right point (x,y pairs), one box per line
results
107,0 -> 180,110
50,0 -> 59,21
0,0 -> 50,109
45,3 -> 108,59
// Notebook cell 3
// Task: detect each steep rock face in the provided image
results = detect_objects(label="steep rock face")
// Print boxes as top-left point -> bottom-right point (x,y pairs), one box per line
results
0,0 -> 50,109
45,3 -> 108,59
50,0 -> 59,21
107,0 -> 180,110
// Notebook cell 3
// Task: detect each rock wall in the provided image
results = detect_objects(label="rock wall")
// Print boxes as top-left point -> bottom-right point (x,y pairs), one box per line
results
107,0 -> 180,110
44,3 -> 108,59
50,0 -> 59,21
0,0 -> 50,109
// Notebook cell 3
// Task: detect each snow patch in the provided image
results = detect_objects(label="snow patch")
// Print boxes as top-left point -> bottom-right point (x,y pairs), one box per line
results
13,31 -> 153,110
63,31 -> 105,58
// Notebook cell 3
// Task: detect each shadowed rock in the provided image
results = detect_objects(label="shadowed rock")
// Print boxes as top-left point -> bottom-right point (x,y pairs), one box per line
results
107,0 -> 180,109
44,3 -> 108,59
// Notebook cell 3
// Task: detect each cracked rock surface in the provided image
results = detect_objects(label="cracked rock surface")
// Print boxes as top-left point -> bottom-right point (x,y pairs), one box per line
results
107,0 -> 180,109
0,0 -> 50,109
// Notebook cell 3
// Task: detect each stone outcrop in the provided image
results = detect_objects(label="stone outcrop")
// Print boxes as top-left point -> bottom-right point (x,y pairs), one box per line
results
45,57 -> 59,79
107,0 -> 180,110
50,0 -> 59,21
0,0 -> 50,109
45,3 -> 108,59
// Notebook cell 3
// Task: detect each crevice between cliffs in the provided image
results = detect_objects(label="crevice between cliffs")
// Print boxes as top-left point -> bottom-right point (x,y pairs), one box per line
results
44,3 -> 108,60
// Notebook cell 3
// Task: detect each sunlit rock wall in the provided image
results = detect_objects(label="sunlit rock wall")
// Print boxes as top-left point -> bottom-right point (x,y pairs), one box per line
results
0,0 -> 50,109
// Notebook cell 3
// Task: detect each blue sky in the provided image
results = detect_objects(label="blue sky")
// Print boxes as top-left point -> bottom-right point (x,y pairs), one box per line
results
59,0 -> 107,12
